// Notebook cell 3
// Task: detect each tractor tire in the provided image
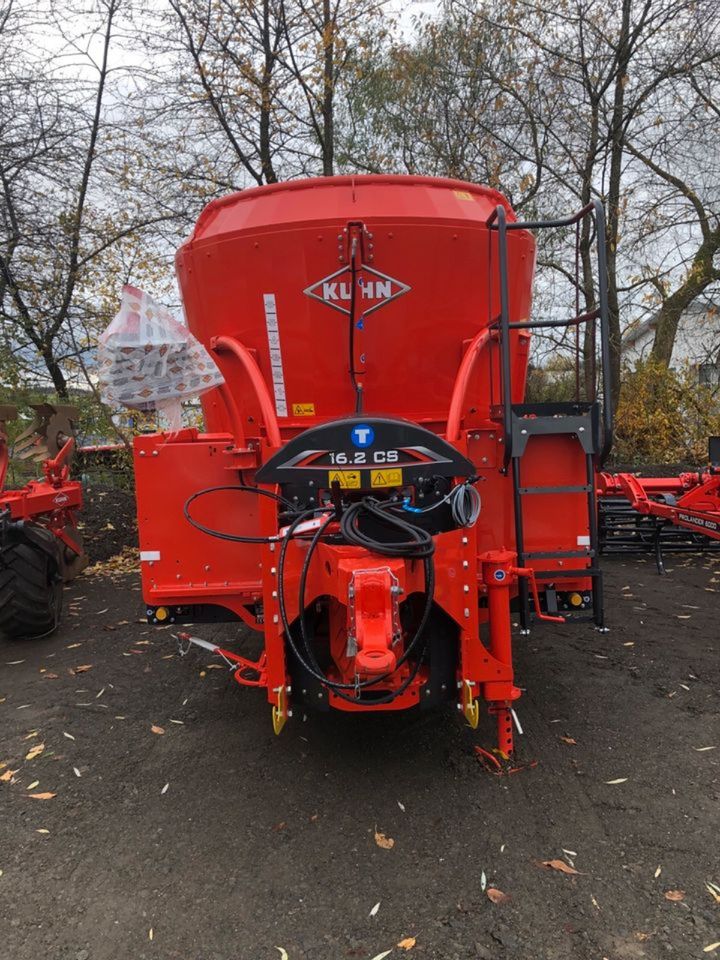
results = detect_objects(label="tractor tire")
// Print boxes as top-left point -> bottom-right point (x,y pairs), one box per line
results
0,540 -> 63,641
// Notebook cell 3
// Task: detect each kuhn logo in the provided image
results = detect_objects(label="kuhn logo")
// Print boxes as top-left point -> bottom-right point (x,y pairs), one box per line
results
304,265 -> 410,317
53,493 -> 70,506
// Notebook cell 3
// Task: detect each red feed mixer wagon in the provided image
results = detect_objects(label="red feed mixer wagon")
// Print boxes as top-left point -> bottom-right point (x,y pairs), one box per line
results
134,175 -> 614,753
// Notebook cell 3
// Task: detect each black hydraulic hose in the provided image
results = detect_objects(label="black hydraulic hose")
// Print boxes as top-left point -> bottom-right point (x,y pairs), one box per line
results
340,499 -> 435,559
184,484 -> 297,544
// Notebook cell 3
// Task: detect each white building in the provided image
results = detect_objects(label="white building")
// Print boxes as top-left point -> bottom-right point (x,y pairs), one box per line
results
622,301 -> 720,385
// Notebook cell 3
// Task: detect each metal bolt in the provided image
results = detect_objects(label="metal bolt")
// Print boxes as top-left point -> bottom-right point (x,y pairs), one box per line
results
463,560 -> 469,569
463,584 -> 470,593
139,450 -> 146,457
270,566 -> 277,575
473,433 -> 480,440
464,607 -> 470,618
462,537 -> 468,545
521,428 -> 527,435
272,590 -> 277,598
317,692 -> 323,699
273,614 -> 279,623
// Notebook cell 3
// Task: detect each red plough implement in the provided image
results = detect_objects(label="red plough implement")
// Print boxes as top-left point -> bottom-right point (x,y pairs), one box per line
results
132,175 -> 615,753
0,404 -> 85,640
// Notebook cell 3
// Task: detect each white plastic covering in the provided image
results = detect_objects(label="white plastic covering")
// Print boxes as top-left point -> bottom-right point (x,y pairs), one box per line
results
98,285 -> 223,429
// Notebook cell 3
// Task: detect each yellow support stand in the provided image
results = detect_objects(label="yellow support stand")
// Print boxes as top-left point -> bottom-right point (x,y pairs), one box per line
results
272,686 -> 287,735
462,680 -> 480,729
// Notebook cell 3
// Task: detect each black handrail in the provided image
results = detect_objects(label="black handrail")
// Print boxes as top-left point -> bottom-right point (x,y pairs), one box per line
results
487,199 -> 613,466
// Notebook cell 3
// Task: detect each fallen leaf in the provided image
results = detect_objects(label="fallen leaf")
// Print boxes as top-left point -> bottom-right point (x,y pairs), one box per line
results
72,664 -> 93,674
654,866 -> 662,878
562,848 -> 577,858
151,725 -> 165,735
398,937 -> 416,949
275,949 -> 289,960
370,901 -> 380,917
664,890 -> 685,902
148,928 -> 153,940
23,731 -> 39,740
695,746 -> 716,752
370,952 -> 393,960
559,736 -> 577,745
703,944 -> 720,954
43,673 -> 59,680
63,732 -> 75,741
25,743 -> 45,761
540,859 -> 580,876
705,882 -> 720,904
161,783 -> 169,795
605,778 -> 628,784
36,829 -> 50,834
26,780 -> 39,790
480,869 -> 487,891
374,827 -> 395,850
73,767 -> 81,778
0,769 -> 17,782
29,792 -> 56,800
397,800 -> 405,812
486,888 -> 509,904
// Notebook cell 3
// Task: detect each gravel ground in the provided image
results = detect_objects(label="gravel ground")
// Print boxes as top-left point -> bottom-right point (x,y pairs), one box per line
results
0,554 -> 718,960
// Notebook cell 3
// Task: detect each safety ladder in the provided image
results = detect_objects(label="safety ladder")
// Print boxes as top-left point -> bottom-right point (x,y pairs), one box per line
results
488,200 -> 613,632
509,401 -> 604,629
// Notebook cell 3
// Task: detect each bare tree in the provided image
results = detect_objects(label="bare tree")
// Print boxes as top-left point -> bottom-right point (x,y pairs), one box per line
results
0,0 -> 175,396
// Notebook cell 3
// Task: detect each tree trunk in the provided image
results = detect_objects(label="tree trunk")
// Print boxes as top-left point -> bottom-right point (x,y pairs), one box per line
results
44,350 -> 68,399
651,227 -> 720,365
260,0 -> 278,183
604,0 -> 631,413
322,0 -> 334,176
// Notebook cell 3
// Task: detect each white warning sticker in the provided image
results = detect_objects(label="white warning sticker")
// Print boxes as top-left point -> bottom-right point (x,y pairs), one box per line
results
263,293 -> 287,417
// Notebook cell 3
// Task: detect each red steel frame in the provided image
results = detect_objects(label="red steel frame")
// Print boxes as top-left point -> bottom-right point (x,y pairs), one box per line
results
600,468 -> 720,541
134,175 -> 600,753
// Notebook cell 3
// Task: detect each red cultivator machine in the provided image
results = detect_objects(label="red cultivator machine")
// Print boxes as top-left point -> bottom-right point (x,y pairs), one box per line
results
599,438 -> 720,572
133,174 -> 617,754
0,404 -> 86,640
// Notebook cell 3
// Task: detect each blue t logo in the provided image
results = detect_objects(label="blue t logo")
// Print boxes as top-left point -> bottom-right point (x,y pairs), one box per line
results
351,424 -> 374,448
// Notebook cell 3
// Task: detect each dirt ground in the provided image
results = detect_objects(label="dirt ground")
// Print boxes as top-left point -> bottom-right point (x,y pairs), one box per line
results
1,551 -> 719,960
